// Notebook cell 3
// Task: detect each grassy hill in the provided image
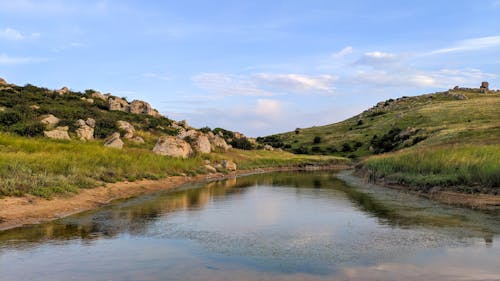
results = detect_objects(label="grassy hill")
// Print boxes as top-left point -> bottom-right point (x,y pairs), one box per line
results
259,90 -> 500,158
0,81 -> 348,198
258,89 -> 500,193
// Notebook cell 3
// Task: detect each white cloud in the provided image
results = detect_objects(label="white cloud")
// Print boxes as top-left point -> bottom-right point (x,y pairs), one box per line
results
0,28 -> 24,40
254,73 -> 337,94
354,51 -> 399,66
0,54 -> 46,65
192,72 -> 337,97
430,35 -> 500,54
255,99 -> 283,117
332,46 -> 353,58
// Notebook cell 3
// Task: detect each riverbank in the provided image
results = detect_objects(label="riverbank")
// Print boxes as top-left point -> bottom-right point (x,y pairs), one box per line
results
0,164 -> 350,231
349,170 -> 500,210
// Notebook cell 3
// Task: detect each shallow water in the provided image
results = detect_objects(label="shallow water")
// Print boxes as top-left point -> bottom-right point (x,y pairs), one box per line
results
0,171 -> 499,281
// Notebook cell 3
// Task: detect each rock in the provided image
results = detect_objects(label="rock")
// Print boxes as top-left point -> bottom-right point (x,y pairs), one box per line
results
56,87 -> 70,95
453,93 -> 467,100
75,119 -> 95,141
480,81 -> 489,90
192,133 -> 211,153
75,124 -> 94,141
233,132 -> 244,139
40,114 -> 60,126
153,136 -> 192,158
221,160 -> 237,171
131,136 -> 145,143
205,165 -> 217,173
91,91 -> 107,100
44,126 -> 70,140
0,77 -> 7,85
178,129 -> 197,139
210,135 -> 231,151
204,159 -> 211,165
263,144 -> 274,151
30,105 -> 40,110
453,85 -> 460,90
108,97 -> 129,112
80,97 -> 94,104
85,118 -> 96,128
129,100 -> 161,117
117,120 -> 135,139
104,132 -> 124,149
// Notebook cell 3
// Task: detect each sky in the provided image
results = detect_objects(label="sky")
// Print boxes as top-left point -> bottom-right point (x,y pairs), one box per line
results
1,0 -> 499,136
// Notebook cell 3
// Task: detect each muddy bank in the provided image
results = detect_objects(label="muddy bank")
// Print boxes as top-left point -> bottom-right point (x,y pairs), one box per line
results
348,170 -> 500,210
0,165 -> 350,231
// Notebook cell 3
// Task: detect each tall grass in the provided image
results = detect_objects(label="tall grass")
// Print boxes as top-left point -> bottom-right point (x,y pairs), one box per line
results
0,133 -> 347,198
362,145 -> 500,192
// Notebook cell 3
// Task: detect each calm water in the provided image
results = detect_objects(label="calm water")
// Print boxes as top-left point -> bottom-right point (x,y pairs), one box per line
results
1,171 -> 499,281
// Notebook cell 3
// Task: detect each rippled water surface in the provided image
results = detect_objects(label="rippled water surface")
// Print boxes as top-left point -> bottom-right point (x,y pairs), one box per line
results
1,171 -> 499,281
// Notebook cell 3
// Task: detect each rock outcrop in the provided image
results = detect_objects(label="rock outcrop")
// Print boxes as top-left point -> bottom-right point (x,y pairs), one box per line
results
152,136 -> 192,158
44,126 -> 70,140
0,78 -> 7,85
75,118 -> 95,141
205,165 -> 217,173
80,97 -> 94,104
104,132 -> 124,149
91,91 -> 107,101
56,87 -> 70,95
108,97 -> 129,112
130,100 -> 161,117
117,120 -> 135,139
221,160 -> 237,171
210,135 -> 231,151
40,114 -> 60,126
192,133 -> 211,154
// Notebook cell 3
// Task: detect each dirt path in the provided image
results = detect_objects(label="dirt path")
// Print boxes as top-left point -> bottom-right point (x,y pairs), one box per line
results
0,165 -> 349,231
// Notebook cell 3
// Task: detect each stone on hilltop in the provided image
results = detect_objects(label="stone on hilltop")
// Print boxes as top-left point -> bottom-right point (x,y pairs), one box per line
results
130,100 -> 161,117
0,77 -> 7,85
108,97 -> 130,112
56,87 -> 70,95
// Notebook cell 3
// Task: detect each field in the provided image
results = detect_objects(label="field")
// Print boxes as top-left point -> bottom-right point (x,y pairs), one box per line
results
0,133 -> 349,198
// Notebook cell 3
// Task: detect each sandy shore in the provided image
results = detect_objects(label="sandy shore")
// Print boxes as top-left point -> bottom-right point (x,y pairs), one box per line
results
0,165 -> 349,231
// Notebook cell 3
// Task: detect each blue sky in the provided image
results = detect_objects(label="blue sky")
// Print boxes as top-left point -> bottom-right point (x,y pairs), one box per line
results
1,0 -> 499,136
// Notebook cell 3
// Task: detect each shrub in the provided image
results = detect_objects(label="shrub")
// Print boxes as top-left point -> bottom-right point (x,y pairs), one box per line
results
230,137 -> 253,150
0,110 -> 22,126
313,136 -> 321,144
11,122 -> 45,137
342,143 -> 352,152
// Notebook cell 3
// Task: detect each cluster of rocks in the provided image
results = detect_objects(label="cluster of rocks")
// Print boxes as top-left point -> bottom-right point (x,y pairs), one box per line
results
451,82 -> 498,94
107,96 -> 161,117
75,118 -> 95,141
152,122 -> 231,158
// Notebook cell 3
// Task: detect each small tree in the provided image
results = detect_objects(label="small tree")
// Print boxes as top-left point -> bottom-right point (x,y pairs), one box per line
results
295,128 -> 300,135
313,136 -> 321,144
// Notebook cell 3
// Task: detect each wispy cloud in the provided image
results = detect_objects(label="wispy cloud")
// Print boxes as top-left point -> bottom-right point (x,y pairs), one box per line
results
430,35 -> 500,54
192,72 -> 337,97
332,46 -> 353,59
0,54 -> 46,65
0,27 -> 39,40
354,51 -> 400,66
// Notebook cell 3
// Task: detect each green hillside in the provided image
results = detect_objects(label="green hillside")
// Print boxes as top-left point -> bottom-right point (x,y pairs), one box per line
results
259,89 -> 500,158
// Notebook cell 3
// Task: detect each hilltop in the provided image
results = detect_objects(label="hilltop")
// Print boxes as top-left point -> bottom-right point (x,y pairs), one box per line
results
258,83 -> 500,158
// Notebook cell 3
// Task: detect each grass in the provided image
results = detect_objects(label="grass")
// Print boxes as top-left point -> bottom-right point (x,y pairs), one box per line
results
362,145 -> 500,193
0,133 -> 348,198
269,91 -> 500,158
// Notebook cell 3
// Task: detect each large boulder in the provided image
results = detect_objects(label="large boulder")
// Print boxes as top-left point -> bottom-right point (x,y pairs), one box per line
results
129,100 -> 161,117
75,119 -> 94,141
117,120 -> 135,139
192,133 -> 211,154
221,160 -> 237,171
153,136 -> 192,158
44,126 -> 70,140
263,144 -> 274,151
210,135 -> 231,151
108,97 -> 129,112
0,77 -> 7,85
40,114 -> 60,126
91,91 -> 107,101
104,132 -> 124,149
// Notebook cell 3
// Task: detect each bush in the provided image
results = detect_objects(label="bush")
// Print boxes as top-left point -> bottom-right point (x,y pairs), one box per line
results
11,122 -> 45,137
294,146 -> 309,154
0,110 -> 22,126
230,137 -> 254,150
342,143 -> 352,152
313,136 -> 321,144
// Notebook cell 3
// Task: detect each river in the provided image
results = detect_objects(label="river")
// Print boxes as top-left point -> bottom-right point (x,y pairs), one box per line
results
0,171 -> 499,281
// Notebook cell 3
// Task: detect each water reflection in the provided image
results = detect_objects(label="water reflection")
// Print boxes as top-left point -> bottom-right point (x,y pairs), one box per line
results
0,171 -> 499,281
